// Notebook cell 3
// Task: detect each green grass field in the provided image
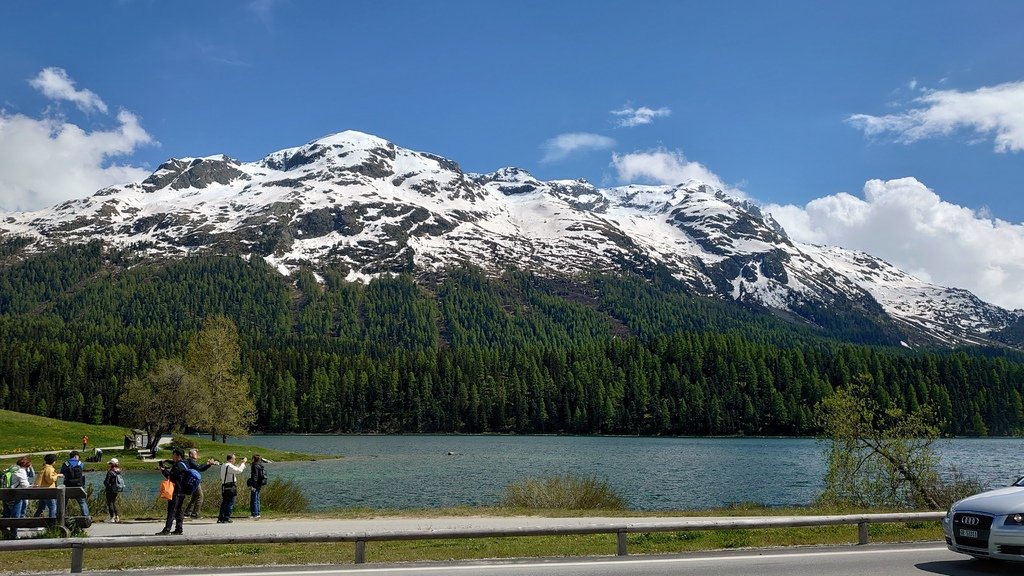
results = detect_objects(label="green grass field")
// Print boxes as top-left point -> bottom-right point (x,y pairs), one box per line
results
0,409 -> 330,468
0,409 -> 131,455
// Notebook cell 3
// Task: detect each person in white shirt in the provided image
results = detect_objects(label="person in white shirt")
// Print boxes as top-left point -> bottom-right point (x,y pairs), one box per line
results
2,457 -> 33,539
217,454 -> 246,523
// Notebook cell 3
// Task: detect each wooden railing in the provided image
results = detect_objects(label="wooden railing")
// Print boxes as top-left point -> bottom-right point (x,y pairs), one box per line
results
0,486 -> 91,538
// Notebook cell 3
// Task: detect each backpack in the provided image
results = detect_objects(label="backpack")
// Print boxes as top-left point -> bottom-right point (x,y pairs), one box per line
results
63,461 -> 84,487
181,467 -> 202,496
105,471 -> 125,493
0,465 -> 16,489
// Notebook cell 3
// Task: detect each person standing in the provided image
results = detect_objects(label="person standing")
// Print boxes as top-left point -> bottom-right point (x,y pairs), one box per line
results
60,451 -> 89,517
156,449 -> 188,535
82,435 -> 89,451
1,457 -> 32,539
11,457 -> 32,518
33,454 -> 61,518
248,454 -> 267,519
102,458 -> 123,523
183,448 -> 218,519
217,454 -> 246,524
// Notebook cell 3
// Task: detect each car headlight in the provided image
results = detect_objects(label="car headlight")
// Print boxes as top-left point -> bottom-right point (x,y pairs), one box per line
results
1005,513 -> 1024,526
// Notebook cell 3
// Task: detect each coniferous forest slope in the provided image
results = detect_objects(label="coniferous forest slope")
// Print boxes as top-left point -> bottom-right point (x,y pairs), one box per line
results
1,241 -> 1022,437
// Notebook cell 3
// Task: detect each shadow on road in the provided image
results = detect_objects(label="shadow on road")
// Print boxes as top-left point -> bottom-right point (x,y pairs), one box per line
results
917,559 -> 1021,575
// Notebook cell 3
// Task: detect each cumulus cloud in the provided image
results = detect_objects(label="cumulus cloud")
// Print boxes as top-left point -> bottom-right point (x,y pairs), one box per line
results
611,105 -> 671,128
848,80 -> 1024,152
541,132 -> 615,163
0,68 -> 155,212
611,148 -> 728,190
765,178 -> 1024,310
28,67 -> 108,114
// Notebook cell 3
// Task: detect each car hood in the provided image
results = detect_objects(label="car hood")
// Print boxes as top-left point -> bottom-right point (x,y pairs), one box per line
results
954,486 -> 1024,514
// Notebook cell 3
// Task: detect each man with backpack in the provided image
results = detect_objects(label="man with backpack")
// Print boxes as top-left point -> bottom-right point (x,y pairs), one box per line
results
183,448 -> 218,519
60,451 -> 89,517
155,449 -> 190,535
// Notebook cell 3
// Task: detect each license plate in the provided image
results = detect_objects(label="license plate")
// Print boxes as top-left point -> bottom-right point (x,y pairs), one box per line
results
959,528 -> 979,539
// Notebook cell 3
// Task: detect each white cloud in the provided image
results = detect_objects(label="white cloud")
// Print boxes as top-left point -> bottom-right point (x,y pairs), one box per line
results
0,69 -> 155,212
28,67 -> 108,114
766,178 -> 1024,310
541,132 -> 615,163
611,148 -> 727,190
611,105 -> 671,128
848,80 -> 1024,152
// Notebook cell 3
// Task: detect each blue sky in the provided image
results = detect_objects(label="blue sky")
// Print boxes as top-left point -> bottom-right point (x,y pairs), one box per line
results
2,1 -> 1024,309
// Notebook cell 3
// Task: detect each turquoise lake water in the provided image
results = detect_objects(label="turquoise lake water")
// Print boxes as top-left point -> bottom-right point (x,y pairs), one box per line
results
108,435 -> 1024,511
211,432 -> 1019,508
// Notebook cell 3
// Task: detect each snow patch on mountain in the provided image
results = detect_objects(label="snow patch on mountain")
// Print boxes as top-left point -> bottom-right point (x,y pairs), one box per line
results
1,130 -> 1018,348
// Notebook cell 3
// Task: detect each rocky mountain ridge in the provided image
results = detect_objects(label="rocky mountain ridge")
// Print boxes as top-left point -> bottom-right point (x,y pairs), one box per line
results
1,130 -> 1020,348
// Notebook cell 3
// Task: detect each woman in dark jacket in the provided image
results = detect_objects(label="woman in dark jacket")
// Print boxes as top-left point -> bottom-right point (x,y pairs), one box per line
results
103,458 -> 122,523
248,454 -> 266,519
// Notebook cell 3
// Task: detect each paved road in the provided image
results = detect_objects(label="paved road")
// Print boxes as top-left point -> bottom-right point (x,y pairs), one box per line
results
88,515 -> 749,537
43,542 -> 1019,576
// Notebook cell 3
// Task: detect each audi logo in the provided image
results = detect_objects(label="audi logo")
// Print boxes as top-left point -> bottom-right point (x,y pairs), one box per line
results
961,516 -> 981,526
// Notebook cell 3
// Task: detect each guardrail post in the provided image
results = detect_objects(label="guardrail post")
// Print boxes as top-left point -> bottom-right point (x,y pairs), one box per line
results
354,539 -> 366,564
857,522 -> 868,545
57,486 -> 66,529
70,543 -> 85,573
617,530 -> 628,556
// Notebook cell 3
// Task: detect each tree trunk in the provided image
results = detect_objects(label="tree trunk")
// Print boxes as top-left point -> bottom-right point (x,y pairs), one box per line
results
868,439 -> 941,509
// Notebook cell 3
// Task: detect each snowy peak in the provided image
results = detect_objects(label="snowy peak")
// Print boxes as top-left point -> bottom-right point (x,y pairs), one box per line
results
0,130 -> 1017,349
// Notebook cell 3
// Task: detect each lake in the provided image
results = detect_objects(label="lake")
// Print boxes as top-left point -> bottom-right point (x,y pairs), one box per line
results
140,435 -> 1019,511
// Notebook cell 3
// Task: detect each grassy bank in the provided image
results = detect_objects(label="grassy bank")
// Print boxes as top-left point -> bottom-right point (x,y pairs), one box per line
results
0,409 -> 329,468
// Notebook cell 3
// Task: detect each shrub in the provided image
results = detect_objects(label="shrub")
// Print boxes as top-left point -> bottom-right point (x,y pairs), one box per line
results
168,435 -> 198,452
924,467 -> 988,509
500,473 -> 626,510
252,478 -> 309,514
196,476 -> 309,517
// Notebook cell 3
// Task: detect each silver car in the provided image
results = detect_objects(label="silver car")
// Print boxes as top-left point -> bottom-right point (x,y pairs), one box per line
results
944,476 -> 1024,561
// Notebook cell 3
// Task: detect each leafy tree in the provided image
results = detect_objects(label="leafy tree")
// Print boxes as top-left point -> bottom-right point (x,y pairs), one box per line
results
118,359 -> 202,451
816,374 -> 943,509
186,315 -> 255,441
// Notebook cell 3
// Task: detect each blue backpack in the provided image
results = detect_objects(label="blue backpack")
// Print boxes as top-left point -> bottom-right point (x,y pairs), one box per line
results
181,467 -> 202,495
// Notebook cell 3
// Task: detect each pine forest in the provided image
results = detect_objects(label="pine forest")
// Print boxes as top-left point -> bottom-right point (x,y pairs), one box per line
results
1,241 -> 1023,437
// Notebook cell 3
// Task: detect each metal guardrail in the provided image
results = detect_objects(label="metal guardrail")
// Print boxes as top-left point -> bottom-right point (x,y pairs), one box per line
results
0,511 -> 945,573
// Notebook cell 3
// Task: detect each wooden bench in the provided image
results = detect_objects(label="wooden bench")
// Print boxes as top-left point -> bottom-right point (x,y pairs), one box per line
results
0,487 -> 92,538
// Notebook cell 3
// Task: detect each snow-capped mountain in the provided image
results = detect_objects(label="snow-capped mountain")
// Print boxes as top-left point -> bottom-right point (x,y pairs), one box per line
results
1,130 -> 1019,347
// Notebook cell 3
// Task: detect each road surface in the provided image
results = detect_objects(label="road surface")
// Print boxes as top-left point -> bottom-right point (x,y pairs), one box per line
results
36,542 -> 1019,576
